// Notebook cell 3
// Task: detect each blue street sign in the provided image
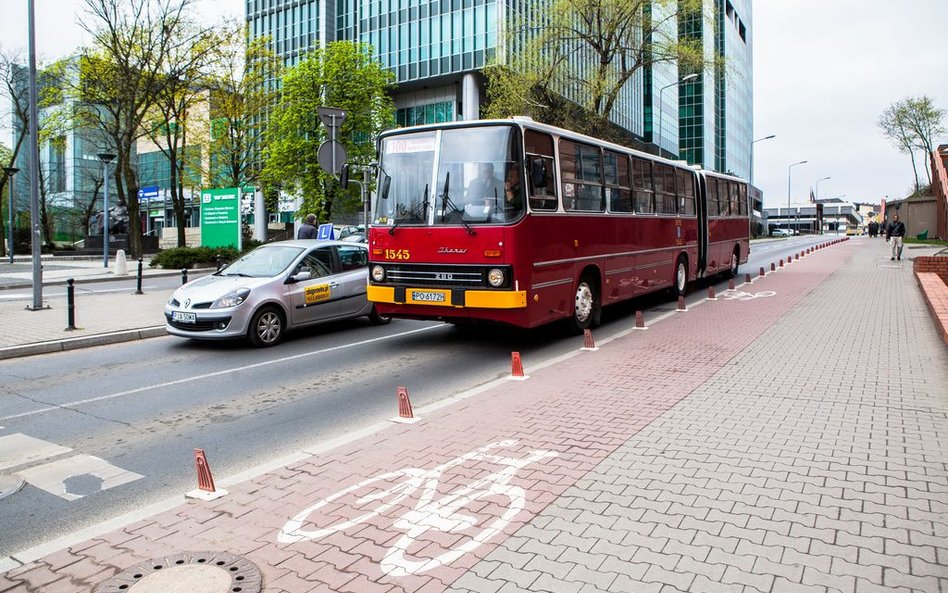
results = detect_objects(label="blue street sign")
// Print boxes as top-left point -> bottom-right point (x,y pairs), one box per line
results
317,223 -> 335,240
138,185 -> 160,199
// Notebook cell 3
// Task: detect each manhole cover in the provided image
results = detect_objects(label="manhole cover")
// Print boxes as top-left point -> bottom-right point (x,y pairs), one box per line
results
94,552 -> 261,593
0,475 -> 25,501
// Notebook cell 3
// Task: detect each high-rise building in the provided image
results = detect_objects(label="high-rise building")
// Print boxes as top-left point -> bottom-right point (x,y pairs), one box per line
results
246,0 -> 752,176
678,0 -> 753,179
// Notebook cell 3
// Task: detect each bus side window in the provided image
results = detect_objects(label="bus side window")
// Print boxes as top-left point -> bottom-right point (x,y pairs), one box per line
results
525,129 -> 557,211
529,156 -> 557,210
605,151 -> 632,213
677,169 -> 696,216
632,157 -> 654,214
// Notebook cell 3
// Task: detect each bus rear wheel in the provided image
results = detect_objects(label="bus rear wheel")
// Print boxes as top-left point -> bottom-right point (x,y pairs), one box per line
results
725,248 -> 740,279
568,276 -> 598,335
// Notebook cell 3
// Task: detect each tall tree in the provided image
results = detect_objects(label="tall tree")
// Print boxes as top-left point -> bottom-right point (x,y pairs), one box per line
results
142,20 -> 216,247
77,0 -> 200,258
263,42 -> 394,222
484,0 -> 706,141
203,26 -> 281,191
878,97 -> 945,193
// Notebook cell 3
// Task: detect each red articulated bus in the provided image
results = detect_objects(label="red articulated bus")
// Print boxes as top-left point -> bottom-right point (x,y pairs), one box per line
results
366,117 -> 749,332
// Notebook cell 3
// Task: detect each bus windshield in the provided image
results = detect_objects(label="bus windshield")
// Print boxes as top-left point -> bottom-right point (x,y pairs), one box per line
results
375,125 -> 524,226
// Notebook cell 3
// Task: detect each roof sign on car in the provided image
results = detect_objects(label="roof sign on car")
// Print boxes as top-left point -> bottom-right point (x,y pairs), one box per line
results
317,224 -> 335,240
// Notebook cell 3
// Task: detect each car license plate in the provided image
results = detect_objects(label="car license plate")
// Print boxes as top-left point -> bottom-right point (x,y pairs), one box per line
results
172,311 -> 197,324
409,290 -> 448,304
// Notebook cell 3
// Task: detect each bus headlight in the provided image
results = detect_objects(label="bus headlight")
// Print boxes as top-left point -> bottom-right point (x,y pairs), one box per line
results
488,268 -> 505,287
371,265 -> 385,282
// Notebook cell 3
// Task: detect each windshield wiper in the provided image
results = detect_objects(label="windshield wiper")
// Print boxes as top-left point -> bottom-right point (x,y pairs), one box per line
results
389,183 -> 429,236
440,172 -> 475,236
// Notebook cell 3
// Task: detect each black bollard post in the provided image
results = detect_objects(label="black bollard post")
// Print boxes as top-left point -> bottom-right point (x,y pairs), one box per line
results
181,268 -> 189,285
135,257 -> 144,295
65,278 -> 77,331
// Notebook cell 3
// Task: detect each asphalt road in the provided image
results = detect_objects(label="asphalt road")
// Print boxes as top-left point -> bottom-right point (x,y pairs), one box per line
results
0,237 -> 829,557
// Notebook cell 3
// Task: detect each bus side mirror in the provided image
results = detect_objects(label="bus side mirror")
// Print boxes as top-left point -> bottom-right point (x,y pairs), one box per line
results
379,173 -> 391,200
340,163 -> 350,190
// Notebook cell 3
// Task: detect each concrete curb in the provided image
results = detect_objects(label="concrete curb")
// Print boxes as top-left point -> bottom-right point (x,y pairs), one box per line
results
0,326 -> 167,361
0,268 -> 215,291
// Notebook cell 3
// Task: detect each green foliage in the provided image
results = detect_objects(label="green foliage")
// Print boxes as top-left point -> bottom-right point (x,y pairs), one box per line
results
485,0 -> 709,142
879,96 -> 946,192
262,41 -> 395,222
149,246 -> 240,269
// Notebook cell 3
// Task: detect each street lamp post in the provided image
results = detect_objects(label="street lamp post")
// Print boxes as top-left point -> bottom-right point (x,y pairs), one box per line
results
815,176 -> 830,201
98,153 -> 116,268
3,167 -> 18,264
657,73 -> 699,158
787,160 -> 808,234
750,135 -> 775,185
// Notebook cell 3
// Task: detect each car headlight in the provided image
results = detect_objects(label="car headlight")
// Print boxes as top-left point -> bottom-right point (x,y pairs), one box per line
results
211,288 -> 251,309
371,265 -> 385,282
488,268 -> 505,287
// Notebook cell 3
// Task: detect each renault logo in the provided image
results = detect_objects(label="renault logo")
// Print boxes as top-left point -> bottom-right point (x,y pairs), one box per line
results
184,298 -> 191,308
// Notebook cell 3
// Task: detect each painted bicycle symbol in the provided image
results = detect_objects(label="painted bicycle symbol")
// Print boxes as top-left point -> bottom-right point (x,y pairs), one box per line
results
718,290 -> 776,301
278,439 -> 559,576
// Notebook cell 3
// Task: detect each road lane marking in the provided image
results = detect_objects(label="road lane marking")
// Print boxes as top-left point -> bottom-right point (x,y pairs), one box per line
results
0,434 -> 73,471
15,455 -> 144,501
0,324 -> 448,422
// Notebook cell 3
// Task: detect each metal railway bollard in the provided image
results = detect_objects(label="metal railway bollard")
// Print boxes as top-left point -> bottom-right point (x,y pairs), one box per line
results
65,278 -> 77,331
135,258 -> 144,295
181,268 -> 189,285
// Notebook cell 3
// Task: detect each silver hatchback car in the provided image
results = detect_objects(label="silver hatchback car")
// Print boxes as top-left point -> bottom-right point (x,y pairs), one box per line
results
164,240 -> 390,347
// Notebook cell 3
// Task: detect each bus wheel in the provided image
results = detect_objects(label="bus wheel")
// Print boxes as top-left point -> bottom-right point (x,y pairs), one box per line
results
726,248 -> 740,279
568,276 -> 597,334
674,256 -> 688,296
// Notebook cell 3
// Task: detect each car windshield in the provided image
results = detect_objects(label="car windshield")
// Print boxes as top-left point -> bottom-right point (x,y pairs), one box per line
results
375,125 -> 525,226
219,245 -> 304,278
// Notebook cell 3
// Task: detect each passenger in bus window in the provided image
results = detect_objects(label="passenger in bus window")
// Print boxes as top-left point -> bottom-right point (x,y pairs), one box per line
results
503,165 -> 524,216
465,162 -> 505,206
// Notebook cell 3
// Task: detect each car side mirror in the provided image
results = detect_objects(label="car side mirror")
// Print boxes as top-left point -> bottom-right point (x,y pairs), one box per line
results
287,271 -> 312,284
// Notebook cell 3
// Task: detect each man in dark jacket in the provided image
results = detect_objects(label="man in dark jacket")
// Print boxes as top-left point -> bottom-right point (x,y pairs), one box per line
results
885,214 -> 906,261
297,214 -> 318,239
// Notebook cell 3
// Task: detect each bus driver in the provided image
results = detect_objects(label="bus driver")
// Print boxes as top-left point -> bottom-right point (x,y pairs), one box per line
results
465,162 -> 505,206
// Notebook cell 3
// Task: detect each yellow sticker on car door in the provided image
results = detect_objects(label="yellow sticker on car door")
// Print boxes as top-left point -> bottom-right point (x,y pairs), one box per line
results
305,284 -> 331,304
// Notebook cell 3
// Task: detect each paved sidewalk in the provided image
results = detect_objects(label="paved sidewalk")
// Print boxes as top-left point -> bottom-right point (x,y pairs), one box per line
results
0,258 -> 208,359
1,237 -> 945,593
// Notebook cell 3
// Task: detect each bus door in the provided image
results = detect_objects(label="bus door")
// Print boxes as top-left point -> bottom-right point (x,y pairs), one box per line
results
695,173 -> 710,277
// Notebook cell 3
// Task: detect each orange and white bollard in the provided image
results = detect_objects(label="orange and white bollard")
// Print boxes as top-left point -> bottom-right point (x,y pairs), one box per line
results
186,448 -> 228,501
581,329 -> 599,351
510,352 -> 529,380
708,286 -> 716,300
634,310 -> 648,330
391,386 -> 420,423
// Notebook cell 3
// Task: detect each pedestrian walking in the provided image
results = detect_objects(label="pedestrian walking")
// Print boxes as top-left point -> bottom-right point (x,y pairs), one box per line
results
297,214 -> 318,239
885,214 -> 906,261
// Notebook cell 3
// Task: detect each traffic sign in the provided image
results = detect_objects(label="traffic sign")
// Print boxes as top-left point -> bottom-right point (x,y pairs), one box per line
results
317,107 -> 346,128
138,185 -> 160,199
317,141 -> 348,175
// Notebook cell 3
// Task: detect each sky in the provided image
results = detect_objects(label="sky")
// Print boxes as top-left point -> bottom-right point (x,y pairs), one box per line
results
2,0 -> 947,208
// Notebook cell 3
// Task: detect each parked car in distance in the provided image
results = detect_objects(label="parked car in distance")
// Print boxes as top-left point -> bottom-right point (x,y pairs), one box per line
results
771,228 -> 792,237
165,240 -> 390,347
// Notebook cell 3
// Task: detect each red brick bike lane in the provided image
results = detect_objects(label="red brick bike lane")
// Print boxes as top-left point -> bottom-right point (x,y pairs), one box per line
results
0,241 -> 854,593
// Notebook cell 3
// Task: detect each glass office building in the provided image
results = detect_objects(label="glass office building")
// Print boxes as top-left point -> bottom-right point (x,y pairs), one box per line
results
679,0 -> 752,179
247,0 -> 752,176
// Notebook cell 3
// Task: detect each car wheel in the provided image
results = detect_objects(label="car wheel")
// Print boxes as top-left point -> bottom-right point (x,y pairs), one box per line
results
368,305 -> 392,325
247,306 -> 285,347
567,275 -> 598,335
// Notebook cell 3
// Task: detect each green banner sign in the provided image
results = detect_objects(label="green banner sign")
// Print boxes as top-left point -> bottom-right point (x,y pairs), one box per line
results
200,187 -> 242,250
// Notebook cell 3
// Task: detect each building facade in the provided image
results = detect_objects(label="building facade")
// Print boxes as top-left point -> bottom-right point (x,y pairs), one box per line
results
678,0 -> 753,180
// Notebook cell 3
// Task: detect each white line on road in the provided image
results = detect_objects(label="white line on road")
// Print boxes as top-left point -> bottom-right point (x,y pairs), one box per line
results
0,324 -> 447,422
